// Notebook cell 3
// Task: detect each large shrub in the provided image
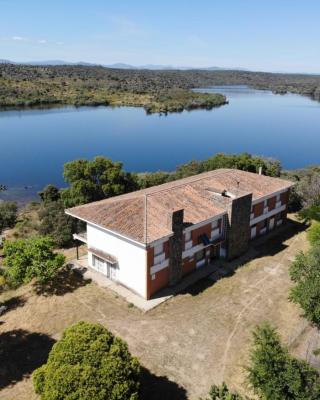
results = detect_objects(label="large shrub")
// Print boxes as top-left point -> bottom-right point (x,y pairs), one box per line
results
247,323 -> 320,399
33,321 -> 141,400
3,236 -> 65,285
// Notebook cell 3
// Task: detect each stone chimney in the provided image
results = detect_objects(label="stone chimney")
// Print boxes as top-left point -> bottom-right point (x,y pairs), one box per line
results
226,193 -> 252,260
167,209 -> 184,286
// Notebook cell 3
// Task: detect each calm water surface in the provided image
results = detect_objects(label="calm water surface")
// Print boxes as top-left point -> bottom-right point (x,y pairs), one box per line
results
1,85 -> 320,201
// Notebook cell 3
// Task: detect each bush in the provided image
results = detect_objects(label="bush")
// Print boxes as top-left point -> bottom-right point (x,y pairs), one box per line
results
33,321 -> 141,400
247,323 -> 320,399
3,236 -> 65,286
208,383 -> 247,399
0,201 -> 18,233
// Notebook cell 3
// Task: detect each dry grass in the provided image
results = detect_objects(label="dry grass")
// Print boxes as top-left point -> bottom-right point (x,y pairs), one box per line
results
0,217 -> 317,399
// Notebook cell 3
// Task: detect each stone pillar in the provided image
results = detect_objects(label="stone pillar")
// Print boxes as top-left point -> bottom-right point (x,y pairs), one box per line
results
168,209 -> 184,286
226,193 -> 252,260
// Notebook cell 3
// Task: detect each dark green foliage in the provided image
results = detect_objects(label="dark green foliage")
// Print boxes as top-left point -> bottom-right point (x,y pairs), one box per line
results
137,171 -> 173,189
3,236 -> 65,286
247,323 -> 320,399
33,321 -> 141,400
307,222 -> 320,246
38,200 -> 74,247
289,245 -> 320,327
136,153 -> 282,190
38,184 -> 61,203
203,153 -> 281,177
0,201 -> 18,233
61,156 -> 138,207
299,205 -> 320,223
208,383 -> 247,399
283,166 -> 320,214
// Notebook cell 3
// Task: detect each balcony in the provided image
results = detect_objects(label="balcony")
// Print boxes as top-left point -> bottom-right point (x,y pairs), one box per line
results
73,232 -> 87,243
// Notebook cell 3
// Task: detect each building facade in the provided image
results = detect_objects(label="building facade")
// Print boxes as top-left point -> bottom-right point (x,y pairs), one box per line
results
66,169 -> 293,300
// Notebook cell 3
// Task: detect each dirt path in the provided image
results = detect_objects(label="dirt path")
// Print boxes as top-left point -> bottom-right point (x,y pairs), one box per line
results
0,219 -> 315,399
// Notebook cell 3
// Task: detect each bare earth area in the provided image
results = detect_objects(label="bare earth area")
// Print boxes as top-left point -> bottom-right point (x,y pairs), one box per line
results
1,217 -> 319,400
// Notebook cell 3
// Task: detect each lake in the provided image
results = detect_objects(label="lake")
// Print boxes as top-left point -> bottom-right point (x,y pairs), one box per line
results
1,85 -> 320,202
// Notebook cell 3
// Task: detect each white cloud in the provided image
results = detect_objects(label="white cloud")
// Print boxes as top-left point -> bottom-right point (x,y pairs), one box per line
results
38,39 -> 47,44
12,36 -> 27,41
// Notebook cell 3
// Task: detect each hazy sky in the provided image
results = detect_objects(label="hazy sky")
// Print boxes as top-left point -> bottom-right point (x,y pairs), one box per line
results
0,0 -> 319,73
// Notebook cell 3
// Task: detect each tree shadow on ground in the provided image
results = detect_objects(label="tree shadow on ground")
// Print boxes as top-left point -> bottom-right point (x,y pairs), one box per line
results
0,296 -> 26,316
140,367 -> 187,400
33,266 -> 92,297
0,329 -> 55,389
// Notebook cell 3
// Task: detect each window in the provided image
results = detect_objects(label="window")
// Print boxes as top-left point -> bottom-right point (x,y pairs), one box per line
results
195,250 -> 205,261
151,274 -> 156,280
154,243 -> 163,256
185,230 -> 191,241
211,220 -> 218,229
276,193 -> 281,202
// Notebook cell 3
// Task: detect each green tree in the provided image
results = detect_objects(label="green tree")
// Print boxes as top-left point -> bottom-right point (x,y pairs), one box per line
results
208,383 -> 247,399
247,323 -> 320,400
137,171 -> 172,189
0,201 -> 18,233
3,236 -> 65,286
61,156 -> 138,207
289,245 -> 320,326
38,184 -> 61,203
38,200 -> 74,248
203,153 -> 281,177
33,321 -> 141,400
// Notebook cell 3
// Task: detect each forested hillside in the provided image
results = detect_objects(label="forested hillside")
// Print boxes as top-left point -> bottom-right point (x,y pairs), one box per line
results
1,63 -> 319,113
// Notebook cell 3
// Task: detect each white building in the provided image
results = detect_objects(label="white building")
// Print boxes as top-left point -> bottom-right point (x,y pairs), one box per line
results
66,169 -> 293,299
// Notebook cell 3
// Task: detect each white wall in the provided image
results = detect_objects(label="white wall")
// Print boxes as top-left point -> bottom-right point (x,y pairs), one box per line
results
86,223 -> 147,298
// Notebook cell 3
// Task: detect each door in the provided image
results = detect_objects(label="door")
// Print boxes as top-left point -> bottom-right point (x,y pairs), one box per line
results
107,262 -> 117,281
269,218 -> 275,230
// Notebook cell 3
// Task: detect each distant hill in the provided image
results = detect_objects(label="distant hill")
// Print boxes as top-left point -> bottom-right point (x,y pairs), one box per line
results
0,59 -> 247,71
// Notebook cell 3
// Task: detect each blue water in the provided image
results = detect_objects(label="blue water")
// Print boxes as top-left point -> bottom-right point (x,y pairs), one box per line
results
0,85 -> 319,201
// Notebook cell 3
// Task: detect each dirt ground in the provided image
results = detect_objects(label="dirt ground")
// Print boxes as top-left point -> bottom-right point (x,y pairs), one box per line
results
1,217 -> 319,400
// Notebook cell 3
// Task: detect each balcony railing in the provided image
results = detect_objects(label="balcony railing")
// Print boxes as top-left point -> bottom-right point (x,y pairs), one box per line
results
73,232 -> 87,243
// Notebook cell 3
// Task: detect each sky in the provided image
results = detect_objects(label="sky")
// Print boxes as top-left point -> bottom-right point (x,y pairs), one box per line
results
0,0 -> 319,73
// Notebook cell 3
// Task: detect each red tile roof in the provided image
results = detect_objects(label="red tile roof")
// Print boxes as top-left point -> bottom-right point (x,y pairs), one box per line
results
66,169 -> 294,244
